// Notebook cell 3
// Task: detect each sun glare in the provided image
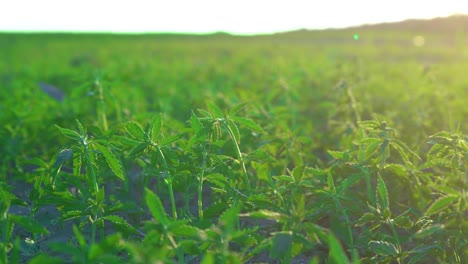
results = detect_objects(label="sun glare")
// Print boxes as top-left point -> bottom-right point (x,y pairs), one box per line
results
0,0 -> 467,34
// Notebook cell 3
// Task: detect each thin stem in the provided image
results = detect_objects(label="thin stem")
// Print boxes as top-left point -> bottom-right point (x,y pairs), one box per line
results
222,120 -> 251,190
84,144 -> 99,194
198,143 -> 208,220
95,79 -> 108,132
157,146 -> 177,220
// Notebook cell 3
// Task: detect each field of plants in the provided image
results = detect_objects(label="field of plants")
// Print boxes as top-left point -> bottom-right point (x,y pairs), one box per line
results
0,19 -> 467,263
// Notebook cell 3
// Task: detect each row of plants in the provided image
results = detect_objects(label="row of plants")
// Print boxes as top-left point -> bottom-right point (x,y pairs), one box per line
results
0,33 -> 466,263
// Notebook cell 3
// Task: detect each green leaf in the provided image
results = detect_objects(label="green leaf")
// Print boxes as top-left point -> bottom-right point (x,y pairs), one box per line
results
364,140 -> 382,160
414,224 -> 444,238
191,111 -> 203,134
227,119 -> 241,143
328,233 -> 350,263
425,195 -> 458,216
179,240 -> 202,255
93,143 -> 125,180
242,210 -> 287,222
161,134 -> 181,146
328,150 -> 347,160
55,125 -> 82,141
102,215 -> 137,234
219,203 -> 241,230
230,116 -> 263,132
73,225 -> 87,249
206,102 -> 224,118
169,223 -> 201,238
292,165 -> 305,182
355,212 -> 378,226
205,173 -> 229,189
197,109 -> 213,118
229,102 -> 248,116
128,142 -> 150,157
52,148 -> 73,168
10,215 -> 48,234
27,157 -> 49,169
145,188 -> 169,226
369,240 -> 399,256
150,114 -> 163,141
376,174 -> 389,212
394,215 -> 413,229
125,121 -> 146,140
327,172 -> 336,194
75,119 -> 86,135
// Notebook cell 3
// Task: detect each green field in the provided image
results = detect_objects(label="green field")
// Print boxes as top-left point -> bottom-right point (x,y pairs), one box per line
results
0,18 -> 467,263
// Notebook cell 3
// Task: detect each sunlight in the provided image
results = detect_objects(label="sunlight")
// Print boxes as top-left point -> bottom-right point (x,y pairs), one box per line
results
0,0 -> 467,33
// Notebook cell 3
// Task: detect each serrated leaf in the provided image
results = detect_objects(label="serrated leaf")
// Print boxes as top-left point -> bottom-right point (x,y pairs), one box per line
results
376,174 -> 389,212
227,119 -> 241,143
27,158 -> 49,169
414,224 -> 444,238
292,165 -> 305,182
206,102 -> 224,118
383,164 -> 407,178
229,102 -> 248,116
328,150 -> 347,160
425,195 -> 458,216
364,140 -> 382,160
125,121 -> 146,140
52,149 -> 73,168
128,142 -> 150,157
355,212 -> 378,226
10,215 -> 48,234
102,215 -> 137,233
337,173 -> 362,193
75,119 -> 85,135
368,240 -> 399,256
205,173 -> 229,189
55,125 -> 81,141
230,116 -> 263,132
191,111 -> 203,134
93,143 -> 125,180
357,137 -> 381,145
394,215 -> 413,229
273,175 -> 294,183
197,109 -> 213,118
204,202 -> 228,219
150,114 -> 163,141
219,203 -> 241,230
161,134 -> 181,146
169,223 -> 201,238
145,188 -> 169,226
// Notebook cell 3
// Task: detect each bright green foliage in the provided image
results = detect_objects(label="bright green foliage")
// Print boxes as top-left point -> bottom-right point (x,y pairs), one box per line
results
0,30 -> 467,263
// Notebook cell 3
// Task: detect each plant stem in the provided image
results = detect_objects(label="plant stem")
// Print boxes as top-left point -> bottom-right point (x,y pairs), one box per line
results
198,143 -> 208,220
157,146 -> 177,220
84,144 -> 99,194
222,120 -> 251,190
95,79 -> 108,132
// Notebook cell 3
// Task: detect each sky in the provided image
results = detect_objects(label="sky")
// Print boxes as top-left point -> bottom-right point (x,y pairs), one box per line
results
1,0 -> 467,35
